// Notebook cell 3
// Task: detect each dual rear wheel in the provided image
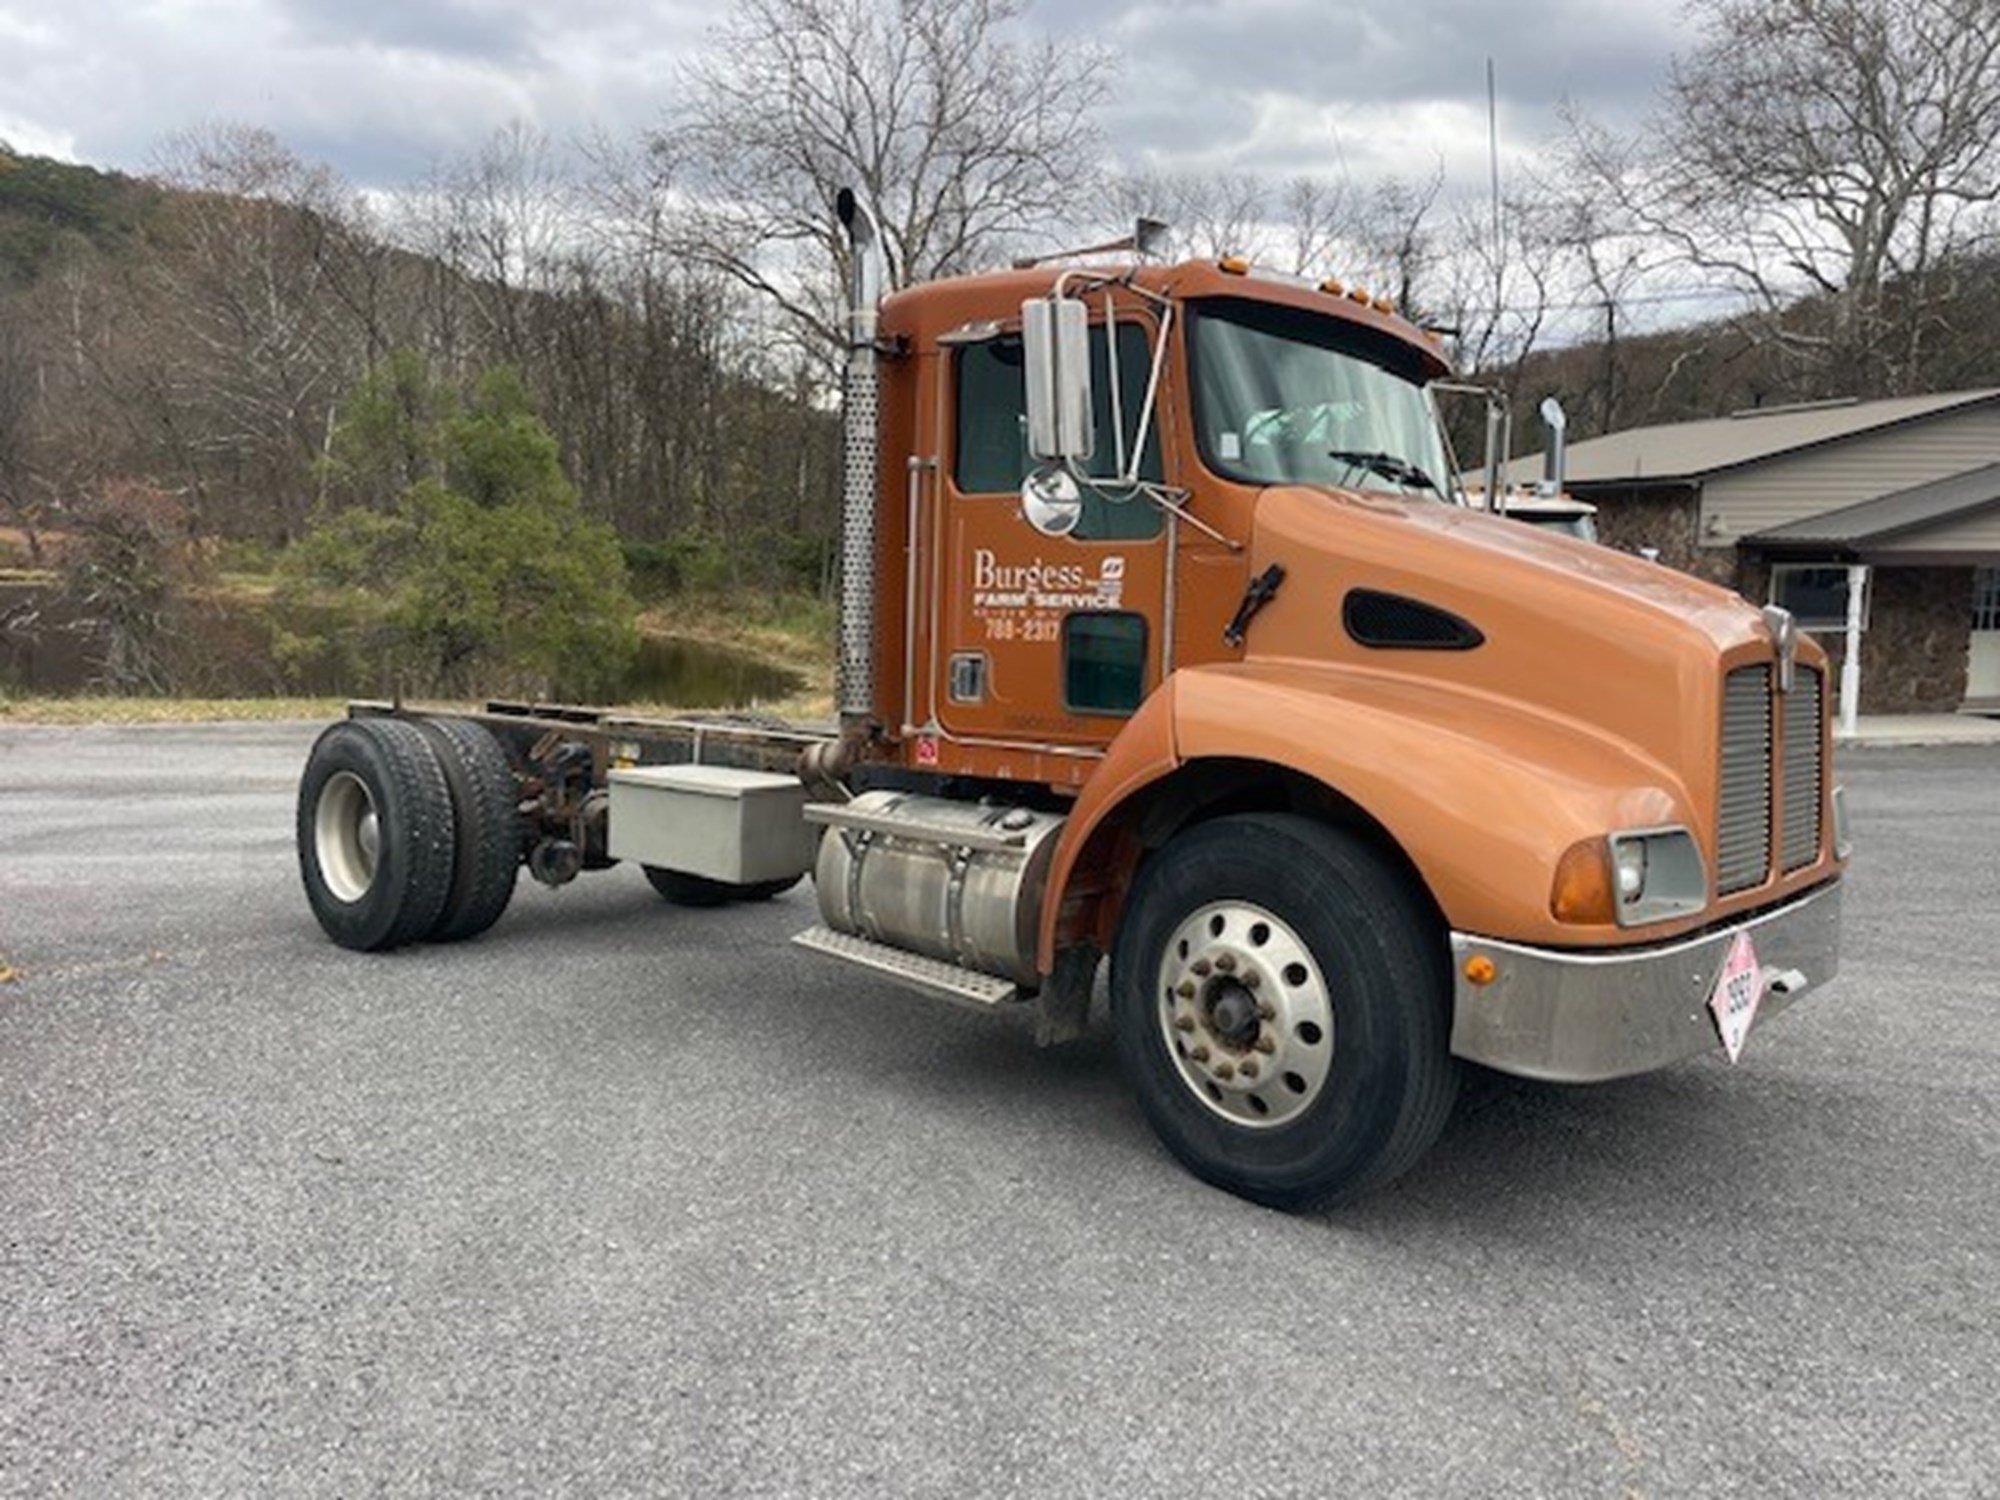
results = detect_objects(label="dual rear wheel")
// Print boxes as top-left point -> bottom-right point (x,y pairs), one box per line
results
298,717 -> 521,951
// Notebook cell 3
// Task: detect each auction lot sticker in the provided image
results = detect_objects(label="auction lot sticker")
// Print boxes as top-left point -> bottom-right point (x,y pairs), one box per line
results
1709,930 -> 1765,1063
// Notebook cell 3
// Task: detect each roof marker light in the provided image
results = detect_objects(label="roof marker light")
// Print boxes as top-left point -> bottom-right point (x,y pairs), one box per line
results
1218,255 -> 1250,275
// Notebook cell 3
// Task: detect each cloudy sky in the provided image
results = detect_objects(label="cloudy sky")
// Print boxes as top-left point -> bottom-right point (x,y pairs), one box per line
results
1,0 -> 1690,199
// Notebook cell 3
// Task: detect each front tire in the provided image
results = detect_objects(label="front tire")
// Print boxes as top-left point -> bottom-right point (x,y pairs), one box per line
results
298,718 -> 456,951
1111,813 -> 1458,1210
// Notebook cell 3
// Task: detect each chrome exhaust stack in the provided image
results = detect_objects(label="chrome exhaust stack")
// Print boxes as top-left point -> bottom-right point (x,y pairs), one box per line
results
835,188 -> 883,730
1538,397 -> 1568,497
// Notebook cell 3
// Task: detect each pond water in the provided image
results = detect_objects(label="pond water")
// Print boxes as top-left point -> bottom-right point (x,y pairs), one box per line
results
0,582 -> 804,709
612,634 -> 803,708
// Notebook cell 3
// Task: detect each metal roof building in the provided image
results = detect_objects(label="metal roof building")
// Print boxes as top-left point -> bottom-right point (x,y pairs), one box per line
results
1513,391 -> 2000,721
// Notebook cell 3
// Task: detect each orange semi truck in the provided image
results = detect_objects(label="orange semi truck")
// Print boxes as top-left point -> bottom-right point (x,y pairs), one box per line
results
295,196 -> 1847,1209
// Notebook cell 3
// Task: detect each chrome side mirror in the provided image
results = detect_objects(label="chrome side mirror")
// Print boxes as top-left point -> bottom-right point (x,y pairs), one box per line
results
1021,466 -> 1082,537
1023,297 -> 1093,464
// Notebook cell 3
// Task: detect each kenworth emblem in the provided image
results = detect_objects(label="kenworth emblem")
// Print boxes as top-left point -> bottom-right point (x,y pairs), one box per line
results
1762,603 -> 1799,693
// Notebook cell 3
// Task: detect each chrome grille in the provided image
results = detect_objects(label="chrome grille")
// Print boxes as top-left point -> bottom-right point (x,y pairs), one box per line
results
1717,665 -> 1773,895
1781,667 -> 1825,872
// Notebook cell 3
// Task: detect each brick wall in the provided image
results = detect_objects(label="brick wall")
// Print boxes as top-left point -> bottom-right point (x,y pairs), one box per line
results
1810,566 -> 1974,714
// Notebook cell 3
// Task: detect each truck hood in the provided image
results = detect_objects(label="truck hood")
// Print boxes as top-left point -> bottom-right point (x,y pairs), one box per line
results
1243,487 -> 1790,783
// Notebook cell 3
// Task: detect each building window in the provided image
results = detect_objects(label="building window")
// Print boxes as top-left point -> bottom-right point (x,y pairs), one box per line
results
1771,563 -> 1867,631
1975,568 -> 2000,632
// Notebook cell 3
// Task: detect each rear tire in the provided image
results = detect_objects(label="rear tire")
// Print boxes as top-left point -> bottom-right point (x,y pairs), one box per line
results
298,718 -> 455,952
415,717 -> 522,943
642,867 -> 802,905
1111,813 -> 1458,1210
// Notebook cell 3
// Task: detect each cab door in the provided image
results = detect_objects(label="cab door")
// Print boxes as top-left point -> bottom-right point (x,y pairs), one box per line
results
932,317 -> 1168,749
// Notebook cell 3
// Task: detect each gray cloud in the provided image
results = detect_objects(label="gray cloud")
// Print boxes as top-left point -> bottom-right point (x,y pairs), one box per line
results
0,0 -> 1682,199
271,0 -> 540,63
1036,0 -> 1683,182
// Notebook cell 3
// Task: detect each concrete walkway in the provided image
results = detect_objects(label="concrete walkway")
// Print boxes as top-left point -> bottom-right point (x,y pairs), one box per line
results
1837,712 -> 2000,747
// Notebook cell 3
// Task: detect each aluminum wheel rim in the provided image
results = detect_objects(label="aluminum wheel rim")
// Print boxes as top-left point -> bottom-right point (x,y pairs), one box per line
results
1155,899 -> 1335,1129
315,770 -> 381,903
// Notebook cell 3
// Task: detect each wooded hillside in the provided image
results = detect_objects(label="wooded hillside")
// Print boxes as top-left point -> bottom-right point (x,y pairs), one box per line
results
0,135 -> 841,595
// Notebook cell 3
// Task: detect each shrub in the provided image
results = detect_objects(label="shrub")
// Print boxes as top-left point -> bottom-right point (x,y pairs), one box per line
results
278,358 -> 638,698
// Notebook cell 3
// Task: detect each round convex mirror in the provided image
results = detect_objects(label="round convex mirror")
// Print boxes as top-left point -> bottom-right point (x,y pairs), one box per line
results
1021,466 -> 1082,537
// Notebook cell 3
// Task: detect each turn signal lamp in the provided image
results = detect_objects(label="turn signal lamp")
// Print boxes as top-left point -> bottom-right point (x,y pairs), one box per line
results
1551,838 -> 1615,925
1219,255 -> 1250,275
1556,828 -> 1709,928
1463,954 -> 1498,987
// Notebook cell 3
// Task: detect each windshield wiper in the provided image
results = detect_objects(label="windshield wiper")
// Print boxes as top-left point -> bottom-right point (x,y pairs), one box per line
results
1326,449 -> 1438,493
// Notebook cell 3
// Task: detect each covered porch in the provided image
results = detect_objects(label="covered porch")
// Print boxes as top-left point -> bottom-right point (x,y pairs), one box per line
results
1750,462 -> 2000,727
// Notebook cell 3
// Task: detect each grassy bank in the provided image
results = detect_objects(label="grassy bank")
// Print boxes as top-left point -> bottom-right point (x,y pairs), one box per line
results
1,587 -> 838,725
0,695 -> 353,725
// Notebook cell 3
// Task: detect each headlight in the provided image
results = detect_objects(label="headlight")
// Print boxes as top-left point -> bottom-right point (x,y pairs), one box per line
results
1606,827 -> 1707,927
1553,826 -> 1708,927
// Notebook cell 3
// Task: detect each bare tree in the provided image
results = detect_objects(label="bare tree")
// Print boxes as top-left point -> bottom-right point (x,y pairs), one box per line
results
1107,168 -> 1269,261
1425,192 -> 1558,391
1567,0 -> 2000,396
0,317 -> 43,564
1279,173 -> 1362,278
140,125 -> 373,535
1101,166 -> 1362,278
1351,166 -> 1446,320
647,0 -> 1115,349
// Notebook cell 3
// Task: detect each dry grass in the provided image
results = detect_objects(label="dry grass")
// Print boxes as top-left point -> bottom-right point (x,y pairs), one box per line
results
2,587 -> 840,726
0,696 -> 351,725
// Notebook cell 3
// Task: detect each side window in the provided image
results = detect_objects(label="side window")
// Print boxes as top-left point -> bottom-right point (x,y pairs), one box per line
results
953,323 -> 1164,541
1062,611 -> 1149,716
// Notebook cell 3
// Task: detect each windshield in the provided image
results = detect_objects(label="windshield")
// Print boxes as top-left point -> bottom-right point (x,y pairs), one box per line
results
1190,300 -> 1453,495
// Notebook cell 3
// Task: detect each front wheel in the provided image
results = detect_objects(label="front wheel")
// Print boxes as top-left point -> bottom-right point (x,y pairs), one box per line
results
1111,813 -> 1458,1210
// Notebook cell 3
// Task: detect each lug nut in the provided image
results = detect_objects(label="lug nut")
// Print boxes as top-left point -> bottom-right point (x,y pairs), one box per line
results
1257,1002 -> 1276,1021
1215,1061 -> 1236,1080
1190,1045 -> 1210,1063
1177,980 -> 1197,999
1242,971 -> 1260,989
1191,959 -> 1212,977
1254,1035 -> 1276,1054
1214,953 -> 1237,973
1240,1060 -> 1260,1080
1174,1015 -> 1196,1032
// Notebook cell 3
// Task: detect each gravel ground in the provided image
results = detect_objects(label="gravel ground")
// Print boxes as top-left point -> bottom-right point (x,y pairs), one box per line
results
1,723 -> 1994,1498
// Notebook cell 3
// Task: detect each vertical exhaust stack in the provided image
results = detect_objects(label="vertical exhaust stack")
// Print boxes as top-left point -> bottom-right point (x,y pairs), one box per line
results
1482,399 -> 1505,512
1538,397 -> 1568,498
836,188 -> 884,731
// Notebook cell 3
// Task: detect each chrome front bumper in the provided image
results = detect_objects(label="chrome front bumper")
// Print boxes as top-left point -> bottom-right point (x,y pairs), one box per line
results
1448,879 -> 1843,1083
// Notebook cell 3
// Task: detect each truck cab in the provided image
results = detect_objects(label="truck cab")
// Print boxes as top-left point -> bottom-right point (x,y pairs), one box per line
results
809,246 -> 1844,1202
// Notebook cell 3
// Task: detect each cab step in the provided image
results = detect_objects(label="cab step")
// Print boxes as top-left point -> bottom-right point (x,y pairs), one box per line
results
791,924 -> 1022,1009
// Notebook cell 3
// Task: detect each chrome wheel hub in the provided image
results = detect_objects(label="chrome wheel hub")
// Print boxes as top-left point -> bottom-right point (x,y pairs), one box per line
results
315,770 -> 380,903
1156,900 -> 1335,1129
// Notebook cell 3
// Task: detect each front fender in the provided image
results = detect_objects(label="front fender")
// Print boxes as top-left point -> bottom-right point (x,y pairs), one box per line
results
1039,661 -> 1698,968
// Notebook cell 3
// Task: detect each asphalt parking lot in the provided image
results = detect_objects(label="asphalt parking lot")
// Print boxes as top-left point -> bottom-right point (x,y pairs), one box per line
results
1,722 -> 1995,1498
